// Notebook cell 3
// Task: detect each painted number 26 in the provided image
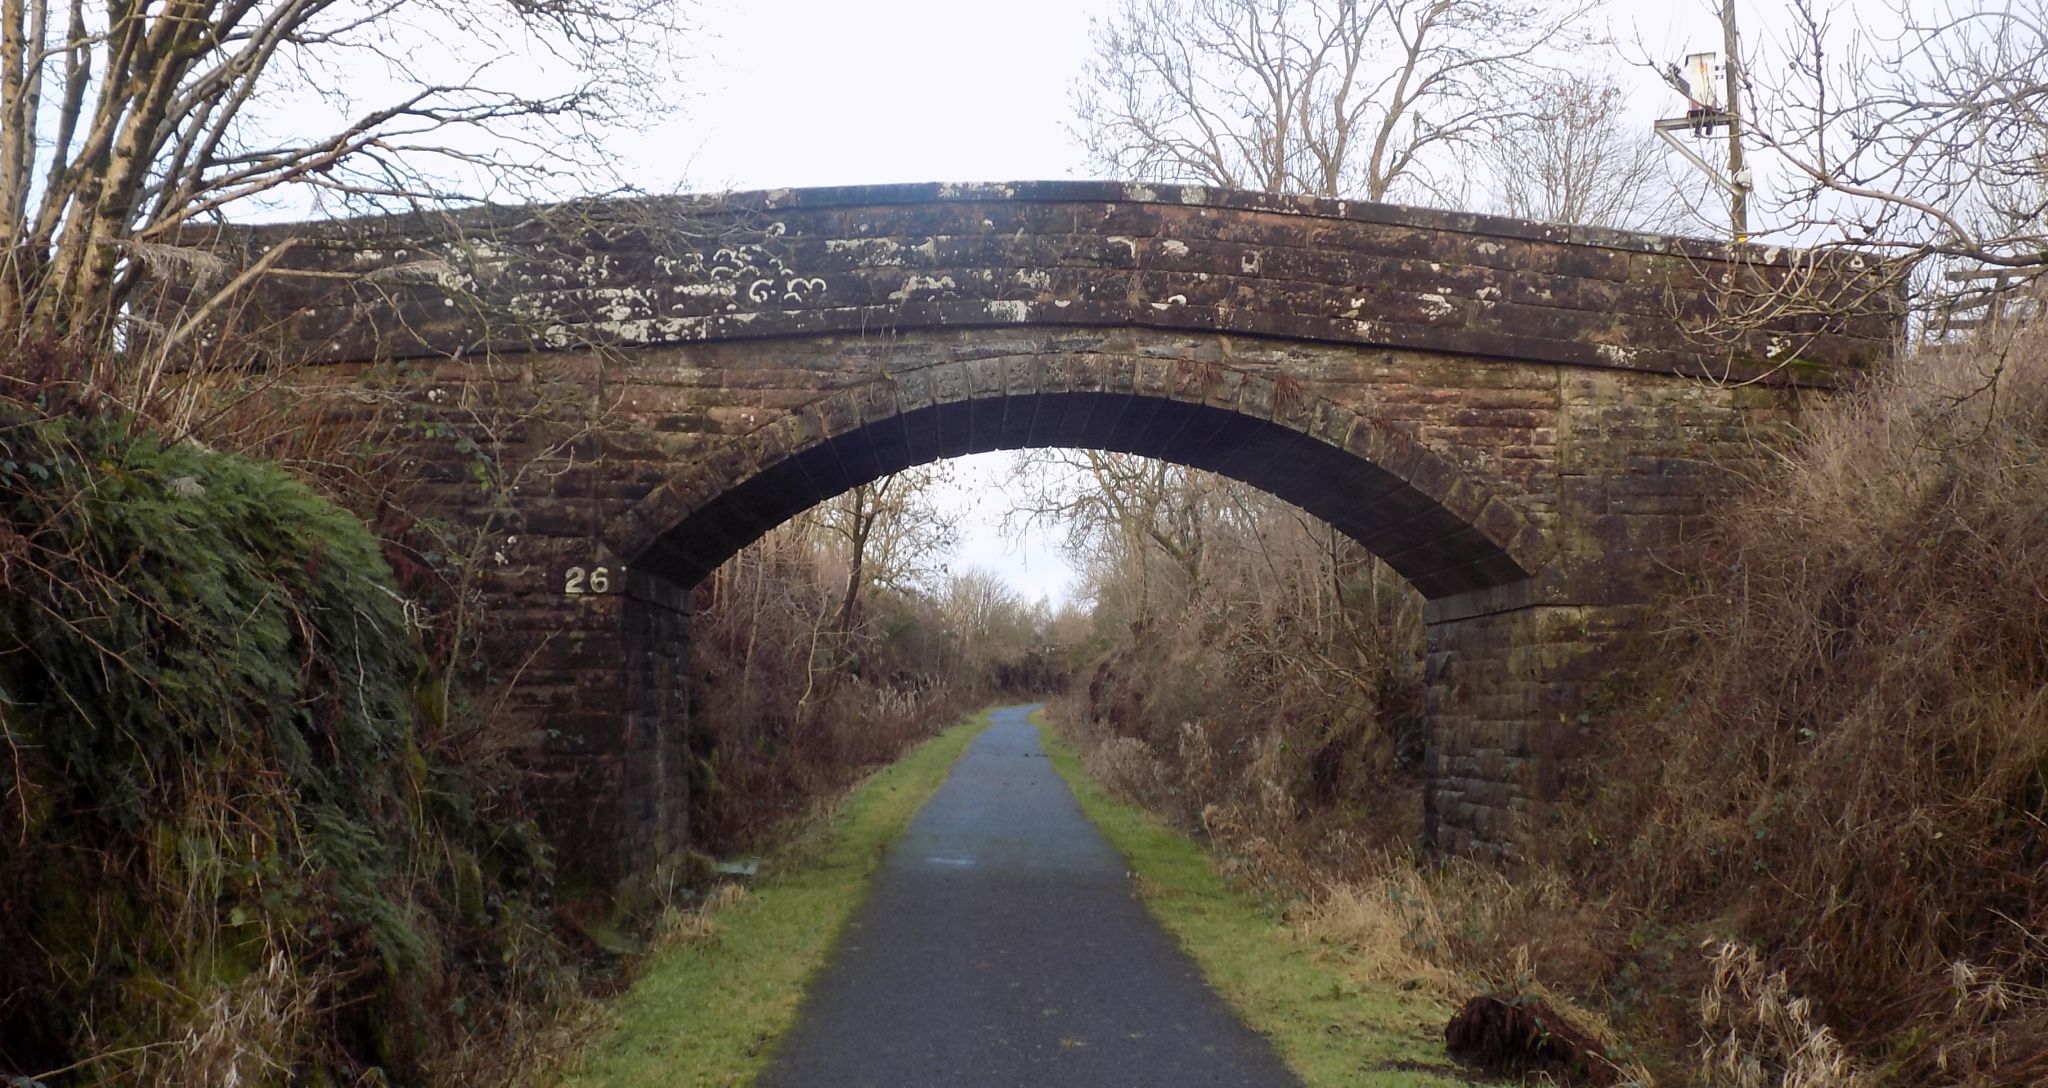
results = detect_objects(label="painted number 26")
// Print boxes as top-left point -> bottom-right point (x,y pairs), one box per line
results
563,566 -> 617,594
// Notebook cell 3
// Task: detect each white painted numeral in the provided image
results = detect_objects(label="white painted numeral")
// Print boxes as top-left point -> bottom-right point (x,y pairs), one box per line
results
561,565 -> 623,594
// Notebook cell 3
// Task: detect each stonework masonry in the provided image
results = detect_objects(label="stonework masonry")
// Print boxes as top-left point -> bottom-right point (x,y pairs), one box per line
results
190,181 -> 1899,879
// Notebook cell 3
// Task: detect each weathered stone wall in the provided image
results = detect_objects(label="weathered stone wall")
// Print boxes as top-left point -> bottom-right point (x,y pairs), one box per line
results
462,555 -> 691,882
197,181 -> 1891,381
192,183 -> 1896,879
1423,597 -> 1647,860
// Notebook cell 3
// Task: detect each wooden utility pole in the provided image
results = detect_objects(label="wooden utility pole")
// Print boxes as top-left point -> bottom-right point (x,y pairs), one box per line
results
1722,0 -> 1750,240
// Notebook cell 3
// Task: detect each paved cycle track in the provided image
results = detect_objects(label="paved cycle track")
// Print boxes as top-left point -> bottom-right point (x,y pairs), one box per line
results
756,704 -> 1301,1088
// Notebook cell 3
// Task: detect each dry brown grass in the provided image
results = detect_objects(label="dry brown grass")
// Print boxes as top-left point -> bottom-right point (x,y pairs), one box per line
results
1055,696 -> 1643,1078
1696,942 -> 1872,1088
55,950 -> 326,1088
1579,314 -> 2048,1084
1294,861 -> 1494,999
652,883 -> 752,954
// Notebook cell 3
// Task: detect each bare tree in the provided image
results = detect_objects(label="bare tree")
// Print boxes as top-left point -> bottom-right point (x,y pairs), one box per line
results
0,0 -> 687,352
1012,449 -> 1429,827
1745,0 -> 2048,278
1468,72 -> 1683,231
939,568 -> 1039,682
1008,449 -> 1220,619
942,569 -> 1025,644
1072,0 -> 1598,202
814,465 -> 958,641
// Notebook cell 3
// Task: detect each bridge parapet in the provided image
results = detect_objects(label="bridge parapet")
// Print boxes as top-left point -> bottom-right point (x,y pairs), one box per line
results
197,180 -> 1896,386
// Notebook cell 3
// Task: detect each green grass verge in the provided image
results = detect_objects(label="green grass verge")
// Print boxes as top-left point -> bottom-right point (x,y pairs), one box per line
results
558,709 -> 1001,1088
1035,718 -> 1475,1087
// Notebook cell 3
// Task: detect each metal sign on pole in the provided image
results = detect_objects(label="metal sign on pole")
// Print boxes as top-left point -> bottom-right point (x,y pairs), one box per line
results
1653,4 -> 1751,241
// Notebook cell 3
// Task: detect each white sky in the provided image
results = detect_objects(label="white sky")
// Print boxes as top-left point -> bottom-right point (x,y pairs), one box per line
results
477,0 -> 1885,607
634,0 -> 1106,193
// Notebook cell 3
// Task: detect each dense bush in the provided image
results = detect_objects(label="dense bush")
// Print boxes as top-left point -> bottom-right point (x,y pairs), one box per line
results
0,394 -> 570,1084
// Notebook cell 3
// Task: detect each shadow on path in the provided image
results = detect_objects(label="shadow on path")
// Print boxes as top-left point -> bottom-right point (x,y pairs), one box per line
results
756,705 -> 1302,1088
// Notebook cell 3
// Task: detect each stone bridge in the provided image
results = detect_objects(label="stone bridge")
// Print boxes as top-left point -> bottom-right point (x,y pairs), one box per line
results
197,181 -> 1897,880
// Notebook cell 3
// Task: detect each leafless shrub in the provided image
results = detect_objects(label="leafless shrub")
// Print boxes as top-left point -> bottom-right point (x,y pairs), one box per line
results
689,473 -> 1064,852
1030,450 -> 1429,875
1084,735 -> 1173,808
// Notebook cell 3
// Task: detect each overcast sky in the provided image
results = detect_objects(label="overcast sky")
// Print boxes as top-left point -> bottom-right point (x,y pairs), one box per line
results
565,0 -> 1859,607
612,0 -> 1777,194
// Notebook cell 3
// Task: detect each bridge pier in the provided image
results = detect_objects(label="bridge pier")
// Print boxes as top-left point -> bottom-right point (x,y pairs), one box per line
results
622,575 -> 694,878
512,576 -> 693,887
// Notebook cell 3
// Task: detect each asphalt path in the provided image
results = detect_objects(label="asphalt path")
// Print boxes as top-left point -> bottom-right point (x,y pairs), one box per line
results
755,704 -> 1302,1088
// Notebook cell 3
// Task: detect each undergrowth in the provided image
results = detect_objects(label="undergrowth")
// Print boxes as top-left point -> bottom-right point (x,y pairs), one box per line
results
1571,317 -> 2048,1084
0,379 -> 577,1085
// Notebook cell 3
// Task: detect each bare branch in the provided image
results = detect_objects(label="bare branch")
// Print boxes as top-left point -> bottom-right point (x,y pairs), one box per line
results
1464,71 -> 1687,231
2,0 -> 693,365
1743,0 -> 2048,279
1072,0 -> 1599,202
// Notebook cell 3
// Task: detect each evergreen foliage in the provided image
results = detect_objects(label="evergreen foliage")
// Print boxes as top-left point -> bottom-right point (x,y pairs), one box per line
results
0,397 -> 561,1084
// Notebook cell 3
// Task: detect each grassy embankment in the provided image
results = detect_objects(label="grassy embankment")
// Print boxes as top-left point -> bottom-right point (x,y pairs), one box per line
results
559,708 -> 1000,1087
1035,712 -> 1472,1088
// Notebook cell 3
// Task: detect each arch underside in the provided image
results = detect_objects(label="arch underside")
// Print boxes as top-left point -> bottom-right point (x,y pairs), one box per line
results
622,383 -> 1539,601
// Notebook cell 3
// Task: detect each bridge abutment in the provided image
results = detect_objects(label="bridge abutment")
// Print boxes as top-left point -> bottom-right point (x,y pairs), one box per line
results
493,576 -> 693,885
1422,588 -> 1642,863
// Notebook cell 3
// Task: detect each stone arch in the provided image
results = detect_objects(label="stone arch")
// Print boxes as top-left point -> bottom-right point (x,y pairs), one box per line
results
606,353 -> 1546,600
187,179 -> 1903,880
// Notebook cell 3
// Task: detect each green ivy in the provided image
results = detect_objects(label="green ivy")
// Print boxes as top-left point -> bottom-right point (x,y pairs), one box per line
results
0,403 -> 560,1084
